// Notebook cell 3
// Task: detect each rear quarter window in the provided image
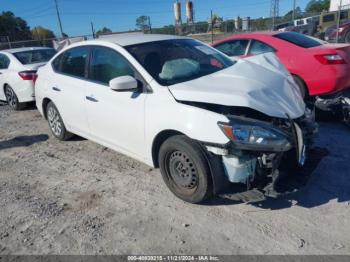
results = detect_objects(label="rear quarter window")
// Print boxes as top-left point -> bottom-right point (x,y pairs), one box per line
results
13,49 -> 56,65
273,32 -> 322,48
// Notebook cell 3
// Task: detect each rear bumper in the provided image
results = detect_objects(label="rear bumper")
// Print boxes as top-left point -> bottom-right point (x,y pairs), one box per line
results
15,82 -> 35,103
307,65 -> 350,96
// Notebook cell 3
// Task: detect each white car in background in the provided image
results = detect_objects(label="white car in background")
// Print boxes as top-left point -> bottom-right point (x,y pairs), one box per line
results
35,34 -> 316,203
0,47 -> 56,110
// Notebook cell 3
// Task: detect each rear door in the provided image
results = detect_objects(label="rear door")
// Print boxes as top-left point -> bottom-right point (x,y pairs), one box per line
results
49,46 -> 90,135
84,46 -> 146,158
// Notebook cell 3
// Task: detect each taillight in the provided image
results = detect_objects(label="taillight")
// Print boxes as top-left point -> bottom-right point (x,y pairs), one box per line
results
33,74 -> 38,85
18,70 -> 37,81
315,54 -> 346,65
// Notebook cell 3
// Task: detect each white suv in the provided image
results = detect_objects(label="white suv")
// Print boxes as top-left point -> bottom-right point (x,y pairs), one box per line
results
35,34 -> 316,203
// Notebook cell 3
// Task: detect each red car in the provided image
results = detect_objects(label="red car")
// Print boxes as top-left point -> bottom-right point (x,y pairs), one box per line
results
212,31 -> 350,99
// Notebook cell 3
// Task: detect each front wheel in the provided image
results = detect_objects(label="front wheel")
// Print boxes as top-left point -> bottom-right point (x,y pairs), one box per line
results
158,135 -> 212,203
46,101 -> 73,141
4,85 -> 25,110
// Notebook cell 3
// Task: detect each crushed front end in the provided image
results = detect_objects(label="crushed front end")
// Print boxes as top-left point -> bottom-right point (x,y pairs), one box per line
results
205,108 -> 318,197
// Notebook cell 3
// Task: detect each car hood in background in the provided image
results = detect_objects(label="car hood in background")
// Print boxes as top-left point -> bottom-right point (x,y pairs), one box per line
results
168,53 -> 305,119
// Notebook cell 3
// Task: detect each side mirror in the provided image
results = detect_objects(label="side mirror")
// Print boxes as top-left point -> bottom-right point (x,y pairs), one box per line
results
109,75 -> 138,92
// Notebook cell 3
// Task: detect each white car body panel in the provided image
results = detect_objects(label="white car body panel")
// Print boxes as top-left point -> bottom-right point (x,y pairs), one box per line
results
35,35 -> 306,168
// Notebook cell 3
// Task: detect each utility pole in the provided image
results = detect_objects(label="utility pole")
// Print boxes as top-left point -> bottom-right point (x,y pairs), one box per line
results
91,22 -> 95,38
270,0 -> 279,30
211,10 -> 214,44
148,16 -> 152,34
292,0 -> 296,22
336,0 -> 343,43
54,0 -> 64,38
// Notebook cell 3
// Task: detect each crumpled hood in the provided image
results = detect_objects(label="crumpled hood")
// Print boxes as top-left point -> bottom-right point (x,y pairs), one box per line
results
168,53 -> 305,119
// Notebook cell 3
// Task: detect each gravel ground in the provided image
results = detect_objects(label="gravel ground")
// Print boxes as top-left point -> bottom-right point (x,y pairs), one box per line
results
0,102 -> 349,255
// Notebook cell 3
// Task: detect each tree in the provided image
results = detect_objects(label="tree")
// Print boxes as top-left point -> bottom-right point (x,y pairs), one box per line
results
96,27 -> 112,36
305,0 -> 330,13
136,16 -> 150,31
0,11 -> 31,41
32,26 -> 55,40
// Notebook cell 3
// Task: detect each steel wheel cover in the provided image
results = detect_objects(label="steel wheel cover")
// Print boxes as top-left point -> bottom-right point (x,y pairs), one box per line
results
167,150 -> 198,190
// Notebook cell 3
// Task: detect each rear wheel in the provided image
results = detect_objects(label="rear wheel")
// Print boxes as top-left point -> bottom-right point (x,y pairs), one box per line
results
159,135 -> 212,203
46,101 -> 73,141
4,85 -> 25,110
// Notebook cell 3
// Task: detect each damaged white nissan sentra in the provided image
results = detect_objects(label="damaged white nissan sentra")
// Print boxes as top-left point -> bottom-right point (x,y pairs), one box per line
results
35,34 -> 317,203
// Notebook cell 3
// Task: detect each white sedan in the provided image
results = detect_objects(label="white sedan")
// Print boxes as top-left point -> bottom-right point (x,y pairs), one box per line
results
35,34 -> 316,203
0,47 -> 56,110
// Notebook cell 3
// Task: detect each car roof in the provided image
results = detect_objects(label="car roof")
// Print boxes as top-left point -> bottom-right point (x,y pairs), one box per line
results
92,33 -> 189,46
1,46 -> 53,54
233,31 -> 278,38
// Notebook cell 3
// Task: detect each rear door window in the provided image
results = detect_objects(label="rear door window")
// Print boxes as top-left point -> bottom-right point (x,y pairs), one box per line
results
214,39 -> 249,56
60,47 -> 89,78
0,54 -> 10,69
248,40 -> 275,55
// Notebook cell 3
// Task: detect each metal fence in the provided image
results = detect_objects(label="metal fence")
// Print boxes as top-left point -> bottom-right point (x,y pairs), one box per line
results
1,7 -> 350,50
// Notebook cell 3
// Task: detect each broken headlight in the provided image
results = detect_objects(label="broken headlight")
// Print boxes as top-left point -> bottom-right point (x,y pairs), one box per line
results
218,116 -> 292,152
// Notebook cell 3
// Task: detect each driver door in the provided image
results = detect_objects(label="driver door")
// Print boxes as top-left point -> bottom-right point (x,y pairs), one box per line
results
84,46 -> 147,159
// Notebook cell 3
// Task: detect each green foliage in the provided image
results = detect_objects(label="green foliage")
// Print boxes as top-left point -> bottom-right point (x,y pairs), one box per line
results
0,11 -> 31,41
96,27 -> 112,36
136,16 -> 150,31
305,0 -> 330,13
32,26 -> 56,40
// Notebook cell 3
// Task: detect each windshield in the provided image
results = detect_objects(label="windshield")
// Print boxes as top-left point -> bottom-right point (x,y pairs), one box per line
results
125,39 -> 234,86
274,32 -> 323,48
13,49 -> 57,65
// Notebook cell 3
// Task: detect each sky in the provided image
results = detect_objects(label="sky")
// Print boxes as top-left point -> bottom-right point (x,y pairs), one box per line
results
1,0 -> 311,37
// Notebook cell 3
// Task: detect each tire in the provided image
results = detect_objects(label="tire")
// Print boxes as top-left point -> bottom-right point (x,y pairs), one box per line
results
46,101 -> 73,141
4,85 -> 25,110
293,75 -> 307,100
158,135 -> 213,203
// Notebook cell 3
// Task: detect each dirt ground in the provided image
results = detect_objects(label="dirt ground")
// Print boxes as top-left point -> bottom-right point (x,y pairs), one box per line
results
0,102 -> 349,255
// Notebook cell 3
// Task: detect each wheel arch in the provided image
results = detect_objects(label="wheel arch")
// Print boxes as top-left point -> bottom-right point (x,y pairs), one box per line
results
42,97 -> 52,119
151,129 -> 186,168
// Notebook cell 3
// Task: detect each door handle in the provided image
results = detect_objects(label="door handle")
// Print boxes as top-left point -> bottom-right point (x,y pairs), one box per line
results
86,96 -> 98,102
52,87 -> 61,92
